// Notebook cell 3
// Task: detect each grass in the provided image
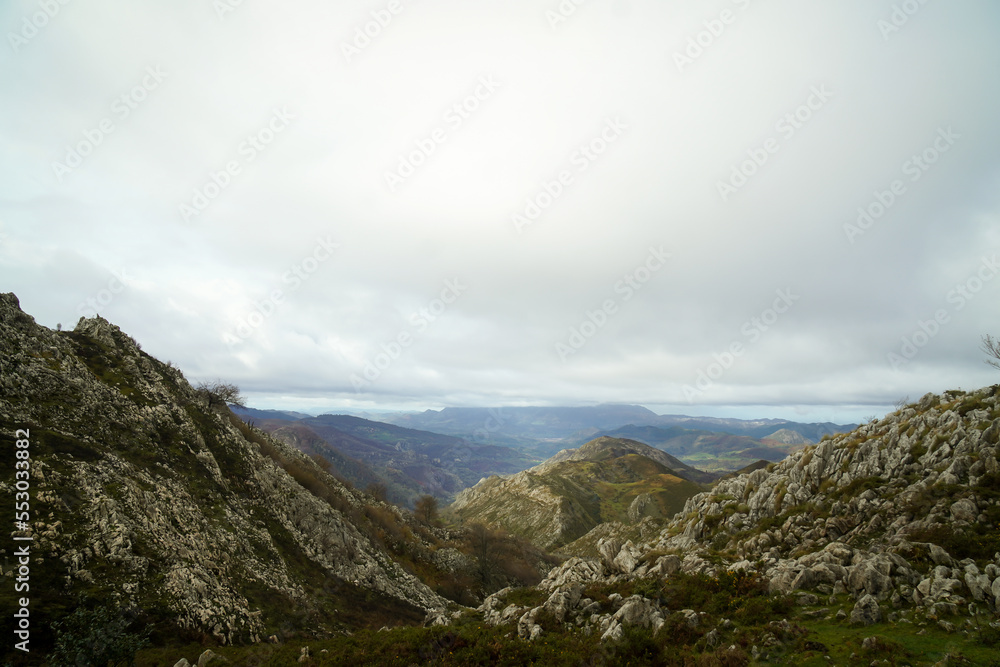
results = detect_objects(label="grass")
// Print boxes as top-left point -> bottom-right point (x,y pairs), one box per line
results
129,586 -> 1000,666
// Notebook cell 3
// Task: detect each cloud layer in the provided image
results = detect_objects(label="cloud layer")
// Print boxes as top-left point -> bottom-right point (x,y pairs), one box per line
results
3,0 -> 999,423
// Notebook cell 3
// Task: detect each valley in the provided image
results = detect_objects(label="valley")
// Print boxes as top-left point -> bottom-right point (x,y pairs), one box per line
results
3,295 -> 998,666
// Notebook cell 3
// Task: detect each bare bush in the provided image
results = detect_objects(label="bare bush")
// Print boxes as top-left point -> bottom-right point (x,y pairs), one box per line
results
196,380 -> 246,408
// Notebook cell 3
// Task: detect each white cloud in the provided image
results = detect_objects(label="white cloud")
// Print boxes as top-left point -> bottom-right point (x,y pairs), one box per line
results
3,0 -> 1000,425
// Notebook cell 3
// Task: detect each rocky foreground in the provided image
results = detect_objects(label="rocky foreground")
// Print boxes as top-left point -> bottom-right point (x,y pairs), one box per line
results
458,386 -> 1000,647
0,294 -> 448,650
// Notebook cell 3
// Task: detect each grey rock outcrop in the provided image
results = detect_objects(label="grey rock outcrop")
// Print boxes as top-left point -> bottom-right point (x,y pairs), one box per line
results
0,294 -> 446,644
455,383 -> 1000,642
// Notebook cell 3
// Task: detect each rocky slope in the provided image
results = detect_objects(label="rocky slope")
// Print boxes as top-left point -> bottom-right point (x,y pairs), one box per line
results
458,386 -> 1000,648
447,437 -> 707,550
0,294 -> 449,653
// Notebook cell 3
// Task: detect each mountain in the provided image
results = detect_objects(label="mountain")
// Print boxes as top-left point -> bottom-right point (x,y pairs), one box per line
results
448,437 -> 708,550
563,423 -> 798,473
382,405 -> 855,443
762,427 -> 813,445
0,294 -> 558,659
651,414 -> 856,443
263,421 -> 389,494
0,294 -> 452,651
230,405 -> 312,422
382,405 -> 662,442
434,385 -> 1000,663
541,435 -> 718,484
254,414 -> 540,505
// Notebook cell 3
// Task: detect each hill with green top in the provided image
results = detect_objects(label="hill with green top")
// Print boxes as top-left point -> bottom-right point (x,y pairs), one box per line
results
447,437 -> 708,550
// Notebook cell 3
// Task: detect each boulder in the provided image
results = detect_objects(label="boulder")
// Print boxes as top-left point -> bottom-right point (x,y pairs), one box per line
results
612,595 -> 664,633
928,543 -> 954,567
544,583 -> 583,622
613,541 -> 642,574
850,594 -> 881,626
950,498 -> 977,523
847,557 -> 893,600
597,538 -> 622,570
964,571 -> 991,602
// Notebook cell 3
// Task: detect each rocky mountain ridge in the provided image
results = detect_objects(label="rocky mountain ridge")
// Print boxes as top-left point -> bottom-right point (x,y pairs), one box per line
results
456,385 -> 1000,650
0,294 -> 454,653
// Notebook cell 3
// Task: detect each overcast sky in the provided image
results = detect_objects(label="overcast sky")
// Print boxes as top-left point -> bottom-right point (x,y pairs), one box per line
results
3,1 -> 999,424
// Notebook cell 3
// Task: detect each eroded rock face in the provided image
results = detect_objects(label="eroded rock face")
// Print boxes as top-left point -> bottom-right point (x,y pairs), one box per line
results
0,294 -> 446,643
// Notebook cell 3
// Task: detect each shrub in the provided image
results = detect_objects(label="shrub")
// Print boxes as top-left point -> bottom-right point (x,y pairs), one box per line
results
51,605 -> 151,667
860,634 -> 909,661
414,494 -> 439,524
977,625 -> 1000,647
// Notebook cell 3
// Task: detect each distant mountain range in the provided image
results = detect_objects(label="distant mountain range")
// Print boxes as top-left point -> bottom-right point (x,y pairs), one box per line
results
376,404 -> 855,450
233,405 -> 856,486
233,408 -> 540,505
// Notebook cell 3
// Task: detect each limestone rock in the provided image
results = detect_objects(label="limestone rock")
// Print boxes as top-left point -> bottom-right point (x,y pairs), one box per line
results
851,594 -> 882,626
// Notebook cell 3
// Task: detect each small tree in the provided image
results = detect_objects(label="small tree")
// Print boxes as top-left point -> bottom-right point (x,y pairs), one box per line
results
196,380 -> 246,408
982,334 -> 1000,370
467,522 -> 505,592
366,481 -> 388,502
414,494 -> 438,524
